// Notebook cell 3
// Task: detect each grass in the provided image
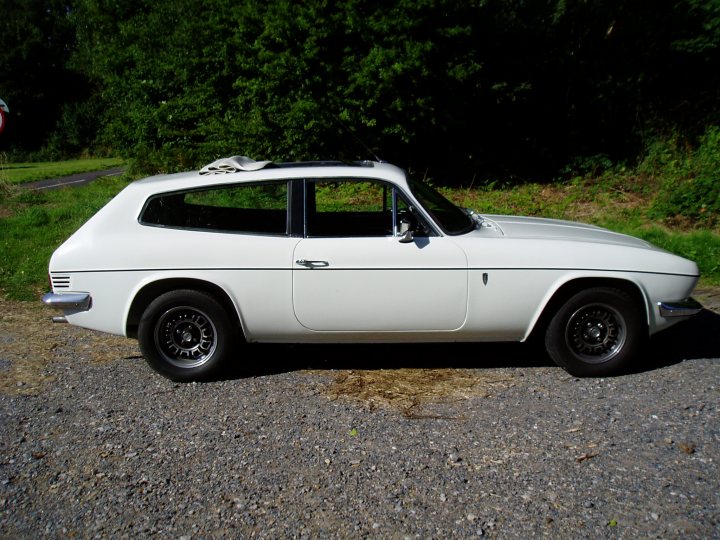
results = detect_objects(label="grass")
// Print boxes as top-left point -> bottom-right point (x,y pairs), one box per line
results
0,157 -> 124,185
441,181 -> 720,285
1,173 -> 133,300
0,157 -> 718,303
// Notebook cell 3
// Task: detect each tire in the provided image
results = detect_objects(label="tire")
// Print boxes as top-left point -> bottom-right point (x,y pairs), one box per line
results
138,289 -> 238,382
544,287 -> 646,377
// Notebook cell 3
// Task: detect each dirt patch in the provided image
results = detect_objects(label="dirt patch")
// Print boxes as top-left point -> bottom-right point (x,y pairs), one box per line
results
695,286 -> 720,314
319,368 -> 517,418
0,297 -> 61,395
0,296 -> 139,396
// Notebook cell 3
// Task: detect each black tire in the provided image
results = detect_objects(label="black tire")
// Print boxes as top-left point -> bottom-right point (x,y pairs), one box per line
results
138,289 -> 239,382
545,287 -> 646,377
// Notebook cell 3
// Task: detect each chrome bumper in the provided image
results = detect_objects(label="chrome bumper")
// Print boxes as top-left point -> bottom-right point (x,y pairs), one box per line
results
657,297 -> 703,318
42,292 -> 92,323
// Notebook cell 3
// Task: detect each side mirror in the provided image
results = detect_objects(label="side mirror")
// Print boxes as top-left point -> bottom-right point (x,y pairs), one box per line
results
398,229 -> 414,243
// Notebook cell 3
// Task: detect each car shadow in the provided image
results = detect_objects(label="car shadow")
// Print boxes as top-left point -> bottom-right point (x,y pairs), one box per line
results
222,340 -> 552,381
637,308 -> 720,372
221,308 -> 720,380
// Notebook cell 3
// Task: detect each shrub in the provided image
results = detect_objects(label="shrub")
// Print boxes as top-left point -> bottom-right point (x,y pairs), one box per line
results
648,126 -> 720,226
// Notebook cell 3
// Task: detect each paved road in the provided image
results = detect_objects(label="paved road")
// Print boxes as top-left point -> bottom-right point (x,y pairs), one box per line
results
23,167 -> 125,191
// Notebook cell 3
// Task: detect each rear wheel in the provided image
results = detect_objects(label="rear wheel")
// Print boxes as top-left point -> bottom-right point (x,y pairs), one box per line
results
138,289 -> 238,381
545,287 -> 646,377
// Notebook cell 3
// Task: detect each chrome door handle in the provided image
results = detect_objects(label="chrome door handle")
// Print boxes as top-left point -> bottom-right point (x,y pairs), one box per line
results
295,259 -> 329,268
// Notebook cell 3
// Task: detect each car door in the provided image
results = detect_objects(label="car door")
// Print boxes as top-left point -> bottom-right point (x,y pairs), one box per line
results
292,178 -> 468,332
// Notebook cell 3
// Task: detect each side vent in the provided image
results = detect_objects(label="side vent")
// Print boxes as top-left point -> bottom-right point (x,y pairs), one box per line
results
199,156 -> 272,175
51,275 -> 71,289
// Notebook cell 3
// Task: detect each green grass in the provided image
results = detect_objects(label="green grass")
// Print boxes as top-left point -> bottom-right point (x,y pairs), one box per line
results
0,158 -> 718,301
443,181 -> 720,286
620,227 -> 720,280
1,175 -> 133,300
0,157 -> 125,185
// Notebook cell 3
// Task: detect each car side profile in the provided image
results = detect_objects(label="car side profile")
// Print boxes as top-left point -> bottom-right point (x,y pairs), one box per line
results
42,156 -> 703,381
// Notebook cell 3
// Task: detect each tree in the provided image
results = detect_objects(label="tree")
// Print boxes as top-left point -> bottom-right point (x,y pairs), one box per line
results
60,0 -> 720,180
0,0 -> 92,156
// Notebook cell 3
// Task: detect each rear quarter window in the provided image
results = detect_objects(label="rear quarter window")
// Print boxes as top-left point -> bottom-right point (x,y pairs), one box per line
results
140,181 -> 288,235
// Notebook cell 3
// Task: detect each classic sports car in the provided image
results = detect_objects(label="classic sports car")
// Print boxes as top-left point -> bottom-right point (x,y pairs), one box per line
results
43,156 -> 702,381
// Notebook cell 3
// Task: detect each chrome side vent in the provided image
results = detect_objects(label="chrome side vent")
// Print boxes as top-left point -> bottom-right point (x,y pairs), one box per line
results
51,275 -> 71,289
199,156 -> 272,175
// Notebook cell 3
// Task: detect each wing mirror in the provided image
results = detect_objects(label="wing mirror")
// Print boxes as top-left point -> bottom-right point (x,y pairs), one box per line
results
398,217 -> 414,243
398,229 -> 414,243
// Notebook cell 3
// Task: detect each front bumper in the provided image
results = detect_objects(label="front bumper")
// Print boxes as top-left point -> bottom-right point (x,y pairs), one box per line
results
42,292 -> 92,323
657,297 -> 703,318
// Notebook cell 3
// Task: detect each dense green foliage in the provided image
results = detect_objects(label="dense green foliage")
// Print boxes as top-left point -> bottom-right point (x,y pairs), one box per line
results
646,127 -> 720,225
0,1 -> 99,158
1,1 -> 718,184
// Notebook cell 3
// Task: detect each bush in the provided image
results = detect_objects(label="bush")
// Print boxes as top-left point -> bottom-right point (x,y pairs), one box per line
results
647,126 -> 720,226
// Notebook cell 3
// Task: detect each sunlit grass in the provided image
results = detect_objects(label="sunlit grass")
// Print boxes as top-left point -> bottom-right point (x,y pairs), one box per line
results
1,175 -> 133,300
443,181 -> 720,285
0,157 -> 124,185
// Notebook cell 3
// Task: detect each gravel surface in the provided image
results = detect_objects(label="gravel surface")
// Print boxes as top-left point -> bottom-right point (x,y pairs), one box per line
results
1,295 -> 719,539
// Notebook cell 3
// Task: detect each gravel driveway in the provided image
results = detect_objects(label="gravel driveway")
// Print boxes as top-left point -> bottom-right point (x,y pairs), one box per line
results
1,293 -> 719,539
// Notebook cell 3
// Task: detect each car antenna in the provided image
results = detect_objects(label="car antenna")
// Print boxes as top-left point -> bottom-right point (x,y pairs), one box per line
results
331,113 -> 384,162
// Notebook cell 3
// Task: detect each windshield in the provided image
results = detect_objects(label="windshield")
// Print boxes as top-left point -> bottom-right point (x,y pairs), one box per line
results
407,177 -> 475,235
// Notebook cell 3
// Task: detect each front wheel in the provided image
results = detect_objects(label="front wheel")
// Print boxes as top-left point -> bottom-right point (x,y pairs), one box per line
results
138,289 -> 238,382
545,287 -> 646,377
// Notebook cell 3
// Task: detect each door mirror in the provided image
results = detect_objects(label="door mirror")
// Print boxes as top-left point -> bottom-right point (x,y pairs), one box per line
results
398,229 -> 414,243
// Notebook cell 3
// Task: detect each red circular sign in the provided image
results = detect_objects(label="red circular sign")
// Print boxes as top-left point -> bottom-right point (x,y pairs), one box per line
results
0,108 -> 5,134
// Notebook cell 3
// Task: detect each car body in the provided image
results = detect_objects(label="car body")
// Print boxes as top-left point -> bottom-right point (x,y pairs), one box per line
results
43,156 -> 703,381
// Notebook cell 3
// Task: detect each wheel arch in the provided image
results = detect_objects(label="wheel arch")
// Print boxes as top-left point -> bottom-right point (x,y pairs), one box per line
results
125,278 -> 244,340
527,277 -> 649,342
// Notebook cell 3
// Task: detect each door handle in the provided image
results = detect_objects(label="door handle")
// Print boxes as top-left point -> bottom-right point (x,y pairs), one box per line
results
295,259 -> 329,268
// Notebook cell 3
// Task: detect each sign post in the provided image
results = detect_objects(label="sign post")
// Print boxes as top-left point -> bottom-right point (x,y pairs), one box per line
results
0,98 -> 9,134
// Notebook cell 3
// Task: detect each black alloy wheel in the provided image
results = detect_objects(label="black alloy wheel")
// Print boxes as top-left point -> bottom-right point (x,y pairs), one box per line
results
545,287 -> 646,377
138,289 -> 238,381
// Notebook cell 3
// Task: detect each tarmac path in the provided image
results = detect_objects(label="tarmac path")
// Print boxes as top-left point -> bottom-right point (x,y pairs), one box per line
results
22,167 -> 125,191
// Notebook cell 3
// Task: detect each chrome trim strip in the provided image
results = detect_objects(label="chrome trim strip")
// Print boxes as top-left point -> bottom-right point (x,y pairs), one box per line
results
42,292 -> 92,311
657,297 -> 703,318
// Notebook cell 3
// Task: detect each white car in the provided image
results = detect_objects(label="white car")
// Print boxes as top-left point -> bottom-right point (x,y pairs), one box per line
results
43,156 -> 702,381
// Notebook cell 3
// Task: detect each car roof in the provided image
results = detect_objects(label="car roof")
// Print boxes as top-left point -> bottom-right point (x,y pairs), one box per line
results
131,157 -> 410,194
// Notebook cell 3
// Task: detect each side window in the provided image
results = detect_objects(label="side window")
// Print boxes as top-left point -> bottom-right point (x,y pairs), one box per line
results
307,179 -> 392,237
140,181 -> 288,235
